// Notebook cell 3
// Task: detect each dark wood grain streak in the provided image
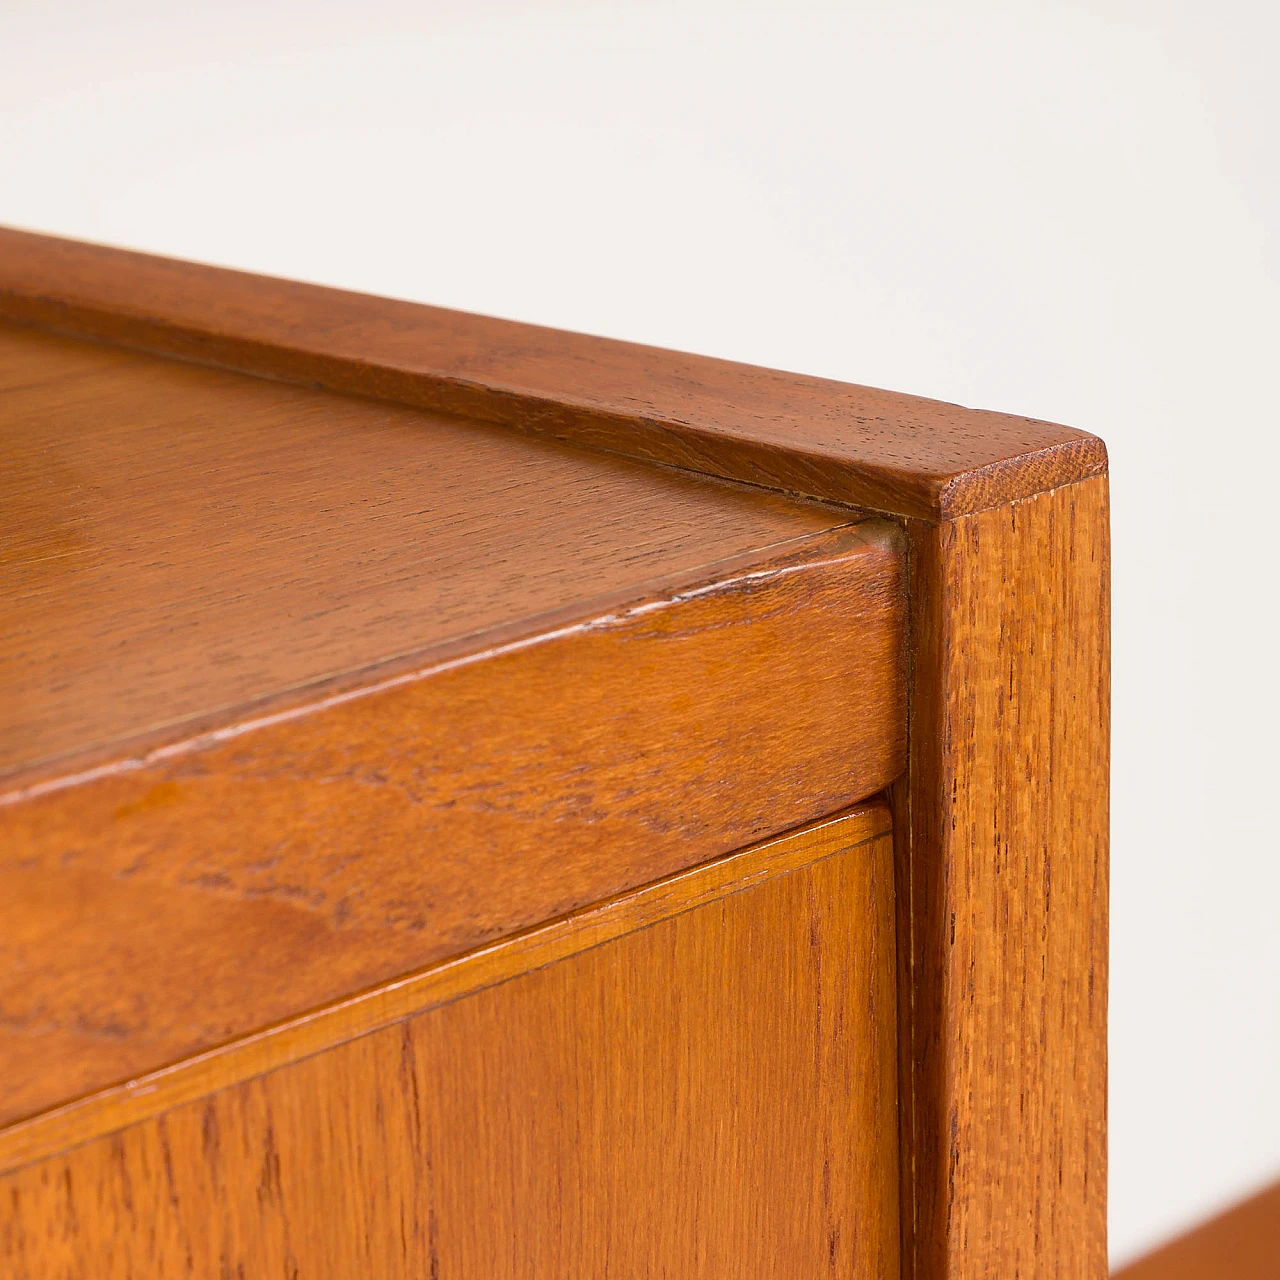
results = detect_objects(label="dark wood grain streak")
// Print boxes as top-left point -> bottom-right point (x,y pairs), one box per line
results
1,812 -> 900,1280
0,227 -> 1106,520
892,475 -> 1110,1279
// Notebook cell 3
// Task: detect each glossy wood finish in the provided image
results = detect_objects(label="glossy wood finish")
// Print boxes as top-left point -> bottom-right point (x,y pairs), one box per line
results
0,321 -> 906,1127
0,227 -> 1105,520
1112,1179 -> 1280,1280
1,809 -> 900,1280
892,476 -> 1110,1280
0,321 -> 850,784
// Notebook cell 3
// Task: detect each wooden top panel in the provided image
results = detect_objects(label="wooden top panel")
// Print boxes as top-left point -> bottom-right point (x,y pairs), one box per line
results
0,322 -> 841,785
0,226 -> 1106,520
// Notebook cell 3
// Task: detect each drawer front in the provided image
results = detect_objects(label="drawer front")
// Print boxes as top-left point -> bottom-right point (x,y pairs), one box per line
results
2,806 -> 898,1279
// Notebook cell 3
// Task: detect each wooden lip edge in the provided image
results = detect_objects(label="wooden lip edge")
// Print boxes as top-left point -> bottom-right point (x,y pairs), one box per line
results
0,226 -> 1106,522
0,800 -> 892,1177
2,519 -> 881,797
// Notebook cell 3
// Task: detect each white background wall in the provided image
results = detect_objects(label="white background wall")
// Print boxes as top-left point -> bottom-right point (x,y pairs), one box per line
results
2,1 -> 1276,1265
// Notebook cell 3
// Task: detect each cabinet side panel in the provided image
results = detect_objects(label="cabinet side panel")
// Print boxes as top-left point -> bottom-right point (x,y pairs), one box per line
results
2,831 -> 899,1279
894,475 -> 1110,1279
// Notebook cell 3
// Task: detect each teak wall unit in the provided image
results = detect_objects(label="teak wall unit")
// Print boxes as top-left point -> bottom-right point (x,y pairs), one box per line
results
0,227 -> 1109,1279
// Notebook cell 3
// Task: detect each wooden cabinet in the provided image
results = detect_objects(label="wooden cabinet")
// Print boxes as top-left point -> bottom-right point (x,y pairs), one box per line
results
0,228 -> 1109,1278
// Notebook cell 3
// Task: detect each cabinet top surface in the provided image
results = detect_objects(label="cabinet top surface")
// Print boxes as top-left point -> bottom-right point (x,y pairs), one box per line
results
1,321 -> 843,787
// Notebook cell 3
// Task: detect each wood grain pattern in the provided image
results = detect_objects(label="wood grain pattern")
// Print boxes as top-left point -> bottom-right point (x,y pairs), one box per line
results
892,475 -> 1110,1279
1112,1178 -> 1280,1280
0,813 -> 900,1280
1,231 -> 1113,1277
0,320 -> 845,785
0,314 -> 907,1129
0,801 -> 890,1177
0,226 -> 1106,520
0,517 -> 905,1128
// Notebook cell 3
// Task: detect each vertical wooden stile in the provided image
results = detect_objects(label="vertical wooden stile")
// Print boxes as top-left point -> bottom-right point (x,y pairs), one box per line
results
893,476 -> 1110,1279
